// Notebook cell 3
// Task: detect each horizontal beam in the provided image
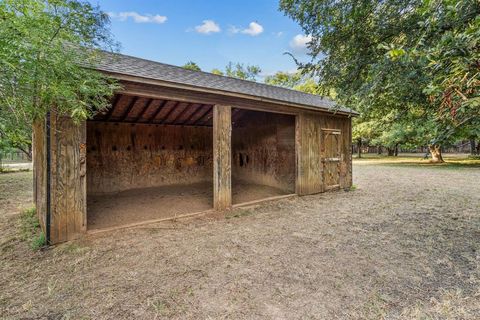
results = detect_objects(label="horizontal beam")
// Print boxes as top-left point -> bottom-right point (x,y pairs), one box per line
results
106,73 -> 358,116
117,80 -> 355,118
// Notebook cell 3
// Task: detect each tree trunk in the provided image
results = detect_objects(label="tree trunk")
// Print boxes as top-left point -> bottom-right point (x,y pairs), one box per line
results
476,141 -> 480,155
394,144 -> 399,156
387,148 -> 394,156
357,138 -> 362,158
377,146 -> 382,155
470,139 -> 476,155
428,144 -> 444,163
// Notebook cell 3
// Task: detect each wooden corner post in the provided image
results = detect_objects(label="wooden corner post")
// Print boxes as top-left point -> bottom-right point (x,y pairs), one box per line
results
213,104 -> 232,210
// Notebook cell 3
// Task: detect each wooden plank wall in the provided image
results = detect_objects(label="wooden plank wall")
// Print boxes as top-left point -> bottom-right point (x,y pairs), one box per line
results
87,122 -> 213,194
296,112 -> 352,195
232,110 -> 295,192
213,105 -> 232,210
32,120 -> 47,235
49,115 -> 87,243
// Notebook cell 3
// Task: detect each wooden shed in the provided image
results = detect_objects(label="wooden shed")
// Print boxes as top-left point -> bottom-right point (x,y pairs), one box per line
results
33,52 -> 357,244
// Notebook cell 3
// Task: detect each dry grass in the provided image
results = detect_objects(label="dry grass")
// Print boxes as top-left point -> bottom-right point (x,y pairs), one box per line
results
355,153 -> 480,168
0,160 -> 479,319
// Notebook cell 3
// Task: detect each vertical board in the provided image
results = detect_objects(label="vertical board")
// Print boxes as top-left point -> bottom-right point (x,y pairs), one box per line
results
50,115 -> 87,243
213,105 -> 232,210
32,120 -> 47,234
296,112 -> 352,195
232,110 -> 295,192
296,113 -> 322,195
86,122 -> 213,194
321,129 -> 341,189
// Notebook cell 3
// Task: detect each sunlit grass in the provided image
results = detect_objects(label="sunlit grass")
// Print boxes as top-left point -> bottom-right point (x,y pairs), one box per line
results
353,153 -> 480,168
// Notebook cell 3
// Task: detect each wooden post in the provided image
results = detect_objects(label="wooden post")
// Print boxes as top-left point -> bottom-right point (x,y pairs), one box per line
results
213,104 -> 232,210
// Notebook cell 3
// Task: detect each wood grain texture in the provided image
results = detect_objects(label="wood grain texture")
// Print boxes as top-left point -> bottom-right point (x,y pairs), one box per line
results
48,115 -> 86,243
296,112 -> 352,195
32,120 -> 47,235
232,110 -> 295,192
87,122 -> 213,194
213,105 -> 232,210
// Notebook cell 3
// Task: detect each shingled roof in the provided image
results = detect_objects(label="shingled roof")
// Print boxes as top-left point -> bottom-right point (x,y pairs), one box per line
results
93,51 -> 357,115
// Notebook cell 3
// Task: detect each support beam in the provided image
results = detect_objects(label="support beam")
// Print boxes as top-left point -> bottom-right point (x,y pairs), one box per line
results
134,98 -> 153,122
120,96 -> 138,121
103,94 -> 121,121
148,100 -> 168,123
213,104 -> 232,211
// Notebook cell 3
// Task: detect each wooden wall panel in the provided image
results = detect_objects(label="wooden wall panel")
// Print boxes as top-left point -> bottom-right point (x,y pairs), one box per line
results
46,115 -> 87,243
87,122 -> 213,194
213,105 -> 232,210
296,112 -> 352,195
232,110 -> 295,192
32,120 -> 47,235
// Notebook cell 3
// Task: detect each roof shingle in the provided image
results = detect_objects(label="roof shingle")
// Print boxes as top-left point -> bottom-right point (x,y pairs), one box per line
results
93,51 -> 357,115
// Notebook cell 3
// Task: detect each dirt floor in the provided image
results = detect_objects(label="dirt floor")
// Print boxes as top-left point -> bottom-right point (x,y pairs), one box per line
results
1,156 -> 480,319
88,181 -> 290,230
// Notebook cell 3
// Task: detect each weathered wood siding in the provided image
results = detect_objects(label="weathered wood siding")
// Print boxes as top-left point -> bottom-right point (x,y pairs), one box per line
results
49,115 -> 87,243
86,122 -> 213,194
213,105 -> 232,210
232,110 -> 295,192
296,112 -> 352,195
32,120 -> 47,235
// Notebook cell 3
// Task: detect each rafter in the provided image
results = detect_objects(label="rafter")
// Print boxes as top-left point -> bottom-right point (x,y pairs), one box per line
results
120,96 -> 138,121
164,102 -> 190,124
158,101 -> 179,124
134,98 -> 153,122
103,94 -> 121,121
191,105 -> 213,125
148,100 -> 168,123
173,103 -> 202,125
179,104 -> 204,125
198,106 -> 214,125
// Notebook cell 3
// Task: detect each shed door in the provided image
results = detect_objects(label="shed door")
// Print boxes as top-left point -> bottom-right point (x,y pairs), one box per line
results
321,129 -> 342,190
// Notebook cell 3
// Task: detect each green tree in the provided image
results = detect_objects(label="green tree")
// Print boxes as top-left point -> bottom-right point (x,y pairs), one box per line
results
265,71 -> 303,88
264,71 -> 324,95
280,0 -> 480,163
211,68 -> 224,76
0,0 -> 119,159
225,62 -> 261,81
182,61 -> 202,71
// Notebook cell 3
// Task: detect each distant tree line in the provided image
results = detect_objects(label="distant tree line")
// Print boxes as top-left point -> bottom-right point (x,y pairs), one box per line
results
2,0 -> 478,163
280,0 -> 480,162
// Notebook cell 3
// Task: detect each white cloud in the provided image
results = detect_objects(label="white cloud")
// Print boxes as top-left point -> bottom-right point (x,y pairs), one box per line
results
229,22 -> 264,36
108,12 -> 167,24
274,31 -> 283,37
242,22 -> 264,36
289,34 -> 313,52
195,20 -> 221,34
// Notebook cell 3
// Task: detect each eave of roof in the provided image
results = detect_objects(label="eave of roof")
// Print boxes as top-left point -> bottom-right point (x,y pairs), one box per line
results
92,51 -> 359,116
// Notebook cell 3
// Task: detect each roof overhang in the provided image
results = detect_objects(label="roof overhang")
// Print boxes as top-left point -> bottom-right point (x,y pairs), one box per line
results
100,71 -> 359,117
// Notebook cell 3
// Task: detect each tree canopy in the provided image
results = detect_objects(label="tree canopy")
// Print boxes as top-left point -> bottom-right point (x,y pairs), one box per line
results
225,62 -> 261,81
280,0 -> 480,161
0,0 -> 118,157
182,61 -> 202,71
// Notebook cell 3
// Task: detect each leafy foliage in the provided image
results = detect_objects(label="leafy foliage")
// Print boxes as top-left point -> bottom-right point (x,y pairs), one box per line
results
210,68 -> 224,76
264,71 -> 324,94
0,0 -> 119,156
280,0 -> 480,158
225,62 -> 261,81
182,61 -> 202,71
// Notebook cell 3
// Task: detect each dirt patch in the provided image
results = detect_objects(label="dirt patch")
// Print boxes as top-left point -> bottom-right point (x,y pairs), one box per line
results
1,163 -> 479,319
88,181 -> 289,230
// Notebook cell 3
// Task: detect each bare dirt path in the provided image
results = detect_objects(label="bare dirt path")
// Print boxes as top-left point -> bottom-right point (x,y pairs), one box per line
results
1,162 -> 479,319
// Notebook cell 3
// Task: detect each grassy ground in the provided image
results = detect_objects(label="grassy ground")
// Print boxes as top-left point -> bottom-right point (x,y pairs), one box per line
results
354,152 -> 480,168
0,158 -> 479,319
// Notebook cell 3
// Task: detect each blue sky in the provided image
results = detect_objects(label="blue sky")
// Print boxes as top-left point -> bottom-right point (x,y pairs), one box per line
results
92,0 -> 311,78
